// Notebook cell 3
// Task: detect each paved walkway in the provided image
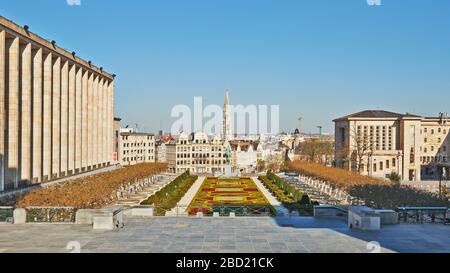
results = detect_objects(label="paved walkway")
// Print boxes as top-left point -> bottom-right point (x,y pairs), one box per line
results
176,176 -> 205,207
1,217 -> 450,253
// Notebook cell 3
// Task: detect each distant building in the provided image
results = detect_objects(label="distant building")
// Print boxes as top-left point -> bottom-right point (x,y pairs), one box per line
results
119,132 -> 155,166
155,141 -> 167,163
334,110 -> 450,181
166,132 -> 228,174
229,140 -> 263,173
113,117 -> 122,164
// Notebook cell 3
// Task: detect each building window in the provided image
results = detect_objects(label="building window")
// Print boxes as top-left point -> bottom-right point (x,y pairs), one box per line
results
392,158 -> 396,167
386,160 -> 390,169
424,138 -> 427,143
380,162 -> 383,171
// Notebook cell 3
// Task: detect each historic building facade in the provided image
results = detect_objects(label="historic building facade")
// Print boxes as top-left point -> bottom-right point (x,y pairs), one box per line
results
119,132 -> 155,166
166,132 -> 228,174
334,110 -> 450,181
0,16 -> 115,191
229,140 -> 263,173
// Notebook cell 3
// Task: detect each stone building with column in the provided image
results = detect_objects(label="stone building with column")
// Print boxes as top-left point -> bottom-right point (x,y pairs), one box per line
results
119,132 -> 155,166
334,110 -> 450,181
0,16 -> 115,192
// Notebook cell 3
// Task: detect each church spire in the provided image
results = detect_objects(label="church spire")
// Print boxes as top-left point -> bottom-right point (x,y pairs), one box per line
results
223,89 -> 233,141
224,89 -> 230,105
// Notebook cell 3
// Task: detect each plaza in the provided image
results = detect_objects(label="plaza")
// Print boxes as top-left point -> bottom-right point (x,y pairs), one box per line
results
1,216 -> 450,253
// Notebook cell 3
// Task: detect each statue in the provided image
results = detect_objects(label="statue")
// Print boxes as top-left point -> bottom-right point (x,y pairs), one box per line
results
225,145 -> 232,165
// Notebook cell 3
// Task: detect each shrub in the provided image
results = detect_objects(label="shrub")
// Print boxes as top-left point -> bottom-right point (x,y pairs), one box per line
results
141,172 -> 198,215
287,160 -> 389,189
17,163 -> 167,209
386,172 -> 401,183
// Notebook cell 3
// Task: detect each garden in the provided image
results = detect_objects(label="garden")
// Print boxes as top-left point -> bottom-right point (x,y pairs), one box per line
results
259,171 -> 318,215
187,177 -> 273,216
16,163 -> 167,209
140,172 -> 198,216
287,160 -> 450,209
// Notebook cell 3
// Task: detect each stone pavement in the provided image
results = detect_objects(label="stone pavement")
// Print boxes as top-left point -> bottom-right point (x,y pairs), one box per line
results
0,217 -> 449,253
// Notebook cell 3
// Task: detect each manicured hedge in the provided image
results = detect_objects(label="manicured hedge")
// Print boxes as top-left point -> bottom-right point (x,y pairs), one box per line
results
141,172 -> 198,215
259,171 -> 319,214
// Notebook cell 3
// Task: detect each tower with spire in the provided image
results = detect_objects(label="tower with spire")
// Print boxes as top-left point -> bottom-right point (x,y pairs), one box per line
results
222,90 -> 233,140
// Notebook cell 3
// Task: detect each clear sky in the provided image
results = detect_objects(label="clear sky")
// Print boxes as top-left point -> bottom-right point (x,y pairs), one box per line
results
1,0 -> 450,135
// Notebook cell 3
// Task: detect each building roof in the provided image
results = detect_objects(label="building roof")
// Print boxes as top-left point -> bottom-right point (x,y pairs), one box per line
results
0,16 -> 114,80
333,110 -> 421,121
229,141 -> 260,152
120,132 -> 154,137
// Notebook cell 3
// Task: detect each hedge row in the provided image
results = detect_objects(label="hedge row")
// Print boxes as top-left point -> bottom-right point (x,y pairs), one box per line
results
259,171 -> 319,207
141,172 -> 198,215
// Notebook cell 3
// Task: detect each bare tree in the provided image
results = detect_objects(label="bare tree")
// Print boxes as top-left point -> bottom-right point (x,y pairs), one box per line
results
350,123 -> 372,173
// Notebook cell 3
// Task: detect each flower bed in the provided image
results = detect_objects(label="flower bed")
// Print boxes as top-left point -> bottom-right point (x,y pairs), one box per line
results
141,172 -> 198,216
187,177 -> 272,216
16,163 -> 167,209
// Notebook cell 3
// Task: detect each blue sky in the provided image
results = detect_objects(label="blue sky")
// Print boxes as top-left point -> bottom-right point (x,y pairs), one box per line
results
1,0 -> 450,134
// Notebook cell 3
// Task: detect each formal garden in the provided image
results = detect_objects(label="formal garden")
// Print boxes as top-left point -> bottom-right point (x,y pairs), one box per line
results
15,163 -> 167,209
287,160 -> 450,209
259,171 -> 319,215
140,172 -> 198,216
187,177 -> 274,216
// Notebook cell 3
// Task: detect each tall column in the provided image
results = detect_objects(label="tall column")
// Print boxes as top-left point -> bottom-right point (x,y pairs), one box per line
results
92,75 -> 98,168
42,53 -> 52,180
87,73 -> 93,168
68,63 -> 76,174
20,42 -> 32,184
81,70 -> 88,170
98,78 -> 104,166
32,48 -> 43,183
75,67 -> 82,172
5,36 -> 19,189
60,60 -> 68,176
0,30 -> 5,191
52,56 -> 61,178
103,79 -> 108,165
109,80 -> 114,164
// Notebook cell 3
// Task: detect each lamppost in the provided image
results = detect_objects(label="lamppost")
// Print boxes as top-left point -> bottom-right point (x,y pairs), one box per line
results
396,151 -> 401,179
317,126 -> 322,142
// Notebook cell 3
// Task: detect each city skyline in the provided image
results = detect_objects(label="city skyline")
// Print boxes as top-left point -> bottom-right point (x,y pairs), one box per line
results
1,1 -> 450,134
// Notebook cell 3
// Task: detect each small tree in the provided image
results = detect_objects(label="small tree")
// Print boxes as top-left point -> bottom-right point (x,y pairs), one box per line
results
350,123 -> 372,173
386,172 -> 401,184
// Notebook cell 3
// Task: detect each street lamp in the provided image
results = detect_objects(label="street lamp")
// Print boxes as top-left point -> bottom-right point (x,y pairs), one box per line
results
317,126 -> 322,142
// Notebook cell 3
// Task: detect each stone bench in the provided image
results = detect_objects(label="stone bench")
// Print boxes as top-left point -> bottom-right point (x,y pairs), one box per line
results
348,206 -> 381,231
313,205 -> 347,219
90,208 -> 124,230
123,206 -> 154,217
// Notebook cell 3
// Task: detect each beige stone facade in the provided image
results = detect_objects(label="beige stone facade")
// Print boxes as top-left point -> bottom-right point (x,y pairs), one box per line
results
166,132 -> 228,174
119,132 -> 155,166
0,16 -> 115,191
334,110 -> 450,181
